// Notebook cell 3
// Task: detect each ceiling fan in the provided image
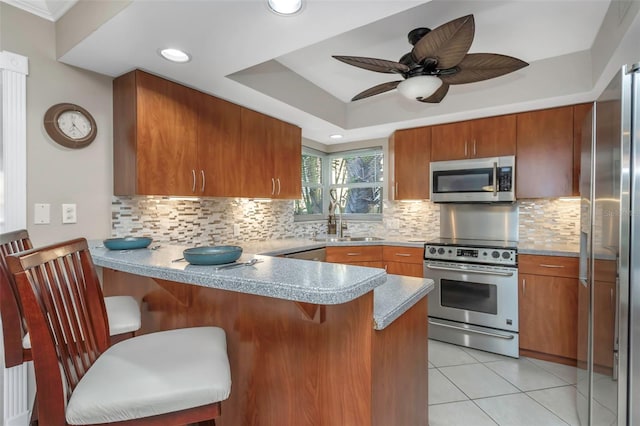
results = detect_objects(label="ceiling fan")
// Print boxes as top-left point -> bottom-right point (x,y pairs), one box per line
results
333,14 -> 529,103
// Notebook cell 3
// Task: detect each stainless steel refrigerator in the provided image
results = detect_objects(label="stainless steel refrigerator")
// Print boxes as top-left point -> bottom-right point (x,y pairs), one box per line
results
578,63 -> 640,425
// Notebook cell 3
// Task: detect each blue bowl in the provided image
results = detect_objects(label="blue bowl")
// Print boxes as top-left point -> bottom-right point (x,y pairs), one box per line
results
183,246 -> 243,265
103,237 -> 153,250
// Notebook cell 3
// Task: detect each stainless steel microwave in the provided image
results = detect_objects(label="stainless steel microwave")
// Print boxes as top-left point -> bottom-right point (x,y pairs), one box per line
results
430,156 -> 515,203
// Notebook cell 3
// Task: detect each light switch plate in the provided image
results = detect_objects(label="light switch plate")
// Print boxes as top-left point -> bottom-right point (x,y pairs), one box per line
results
62,204 -> 77,224
34,203 -> 50,224
233,224 -> 241,237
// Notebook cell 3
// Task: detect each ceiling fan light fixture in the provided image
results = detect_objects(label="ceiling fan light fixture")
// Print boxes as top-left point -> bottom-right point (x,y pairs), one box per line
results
159,48 -> 191,63
397,76 -> 442,101
267,0 -> 303,15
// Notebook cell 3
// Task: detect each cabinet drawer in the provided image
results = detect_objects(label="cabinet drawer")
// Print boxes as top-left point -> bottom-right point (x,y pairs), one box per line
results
326,246 -> 382,263
518,255 -> 578,278
382,246 -> 424,264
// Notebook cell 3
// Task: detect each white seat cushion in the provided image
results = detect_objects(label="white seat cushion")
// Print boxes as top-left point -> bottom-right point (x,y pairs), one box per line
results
23,295 -> 141,349
66,326 -> 231,424
103,295 -> 141,335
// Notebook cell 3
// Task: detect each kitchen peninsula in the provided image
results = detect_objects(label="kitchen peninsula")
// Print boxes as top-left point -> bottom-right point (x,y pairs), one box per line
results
90,243 -> 432,426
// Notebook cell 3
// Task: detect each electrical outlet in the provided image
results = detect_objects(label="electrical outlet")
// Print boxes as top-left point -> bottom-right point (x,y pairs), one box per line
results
388,219 -> 400,230
34,203 -> 50,224
233,224 -> 241,237
62,204 -> 77,224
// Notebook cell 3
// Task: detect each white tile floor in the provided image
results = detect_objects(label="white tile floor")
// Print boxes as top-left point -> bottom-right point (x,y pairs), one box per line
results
428,339 -> 617,426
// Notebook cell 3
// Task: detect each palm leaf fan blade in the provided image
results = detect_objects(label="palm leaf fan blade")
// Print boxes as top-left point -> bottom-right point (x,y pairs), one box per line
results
418,83 -> 450,103
332,56 -> 409,74
412,14 -> 475,69
440,53 -> 529,85
352,81 -> 402,101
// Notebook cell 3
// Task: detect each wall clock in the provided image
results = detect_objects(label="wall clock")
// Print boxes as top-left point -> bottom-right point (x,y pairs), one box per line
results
44,103 -> 97,149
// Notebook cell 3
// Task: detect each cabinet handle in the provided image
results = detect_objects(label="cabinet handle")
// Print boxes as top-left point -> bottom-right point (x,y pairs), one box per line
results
347,253 -> 362,256
493,162 -> 498,196
395,182 -> 399,198
201,170 -> 205,193
611,288 -> 614,310
473,140 -> 477,156
277,178 -> 281,195
464,141 -> 468,157
384,264 -> 388,271
395,253 -> 412,257
271,178 -> 275,195
191,170 -> 196,193
539,264 -> 565,268
522,278 -> 526,295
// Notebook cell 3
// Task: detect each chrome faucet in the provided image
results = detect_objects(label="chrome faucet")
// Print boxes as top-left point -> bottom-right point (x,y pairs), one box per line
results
336,204 -> 348,238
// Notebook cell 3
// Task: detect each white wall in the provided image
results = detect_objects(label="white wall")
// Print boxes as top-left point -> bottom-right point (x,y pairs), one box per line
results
0,3 -> 113,246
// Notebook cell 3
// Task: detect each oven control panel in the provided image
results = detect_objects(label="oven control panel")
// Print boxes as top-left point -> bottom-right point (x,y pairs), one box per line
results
424,244 -> 517,266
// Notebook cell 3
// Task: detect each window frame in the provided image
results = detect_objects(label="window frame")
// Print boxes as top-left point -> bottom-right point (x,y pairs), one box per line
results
294,146 -> 383,222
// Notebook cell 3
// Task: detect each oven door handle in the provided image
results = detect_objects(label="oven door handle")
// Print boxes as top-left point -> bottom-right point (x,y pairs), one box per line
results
428,319 -> 515,340
425,264 -> 514,277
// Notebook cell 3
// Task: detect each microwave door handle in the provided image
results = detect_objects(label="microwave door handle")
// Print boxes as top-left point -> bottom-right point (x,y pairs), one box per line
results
493,162 -> 498,197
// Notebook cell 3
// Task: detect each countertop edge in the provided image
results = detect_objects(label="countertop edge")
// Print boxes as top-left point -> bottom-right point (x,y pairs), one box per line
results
373,275 -> 434,330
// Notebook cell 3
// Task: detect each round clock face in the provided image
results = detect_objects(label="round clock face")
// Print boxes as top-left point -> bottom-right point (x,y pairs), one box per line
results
57,110 -> 93,140
44,103 -> 98,149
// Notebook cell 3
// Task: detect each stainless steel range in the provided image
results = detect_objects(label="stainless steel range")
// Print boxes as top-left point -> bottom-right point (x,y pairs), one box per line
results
425,202 -> 520,358
425,238 -> 519,357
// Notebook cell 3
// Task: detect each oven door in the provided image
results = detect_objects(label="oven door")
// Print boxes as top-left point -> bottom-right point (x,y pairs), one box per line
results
425,260 -> 518,332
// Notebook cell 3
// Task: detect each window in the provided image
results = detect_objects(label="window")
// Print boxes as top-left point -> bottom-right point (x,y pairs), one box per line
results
295,147 -> 383,221
294,148 -> 324,218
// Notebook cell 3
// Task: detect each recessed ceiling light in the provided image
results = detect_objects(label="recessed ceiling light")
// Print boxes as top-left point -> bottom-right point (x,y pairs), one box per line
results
267,0 -> 303,15
330,134 -> 343,140
159,48 -> 191,63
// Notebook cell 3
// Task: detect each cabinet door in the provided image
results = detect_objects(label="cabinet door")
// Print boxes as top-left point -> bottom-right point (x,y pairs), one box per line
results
516,106 -> 574,198
197,93 -> 242,196
519,273 -> 578,359
272,120 -> 302,199
326,246 -> 382,263
431,121 -> 471,161
572,103 -> 593,196
386,262 -> 423,277
136,71 -> 199,195
471,115 -> 516,158
390,128 -> 431,200
240,108 -> 274,197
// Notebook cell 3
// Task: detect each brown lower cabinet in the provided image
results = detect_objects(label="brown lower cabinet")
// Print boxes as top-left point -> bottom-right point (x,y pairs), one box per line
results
326,245 -> 424,278
518,255 -> 579,362
382,246 -> 424,277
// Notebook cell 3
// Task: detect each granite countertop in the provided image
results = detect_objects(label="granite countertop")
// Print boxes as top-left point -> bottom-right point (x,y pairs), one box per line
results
91,240 -> 434,330
241,237 -> 429,257
373,275 -> 433,330
90,242 -> 386,305
517,242 -> 580,257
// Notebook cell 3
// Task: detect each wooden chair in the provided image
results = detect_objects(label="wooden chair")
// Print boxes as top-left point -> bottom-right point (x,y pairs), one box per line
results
0,230 -> 142,368
7,238 -> 230,425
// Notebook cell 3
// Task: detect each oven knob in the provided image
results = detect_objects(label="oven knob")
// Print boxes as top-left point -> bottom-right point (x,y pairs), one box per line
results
429,247 -> 436,255
437,248 -> 445,255
491,251 -> 500,259
502,252 -> 511,259
483,252 -> 488,256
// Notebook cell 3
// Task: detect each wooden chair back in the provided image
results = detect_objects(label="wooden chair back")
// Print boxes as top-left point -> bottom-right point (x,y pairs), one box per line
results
0,229 -> 33,367
7,238 -> 110,423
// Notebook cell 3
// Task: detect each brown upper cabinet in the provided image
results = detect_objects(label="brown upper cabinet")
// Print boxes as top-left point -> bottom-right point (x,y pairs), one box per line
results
573,103 -> 594,196
431,115 -> 516,161
389,127 -> 431,200
516,105 -> 582,199
240,109 -> 301,199
113,69 -> 301,198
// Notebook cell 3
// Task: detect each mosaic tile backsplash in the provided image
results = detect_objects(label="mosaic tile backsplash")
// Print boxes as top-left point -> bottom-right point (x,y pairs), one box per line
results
111,196 -> 580,246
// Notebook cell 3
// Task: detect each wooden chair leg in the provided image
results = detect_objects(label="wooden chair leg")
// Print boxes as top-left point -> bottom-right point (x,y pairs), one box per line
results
29,391 -> 38,426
